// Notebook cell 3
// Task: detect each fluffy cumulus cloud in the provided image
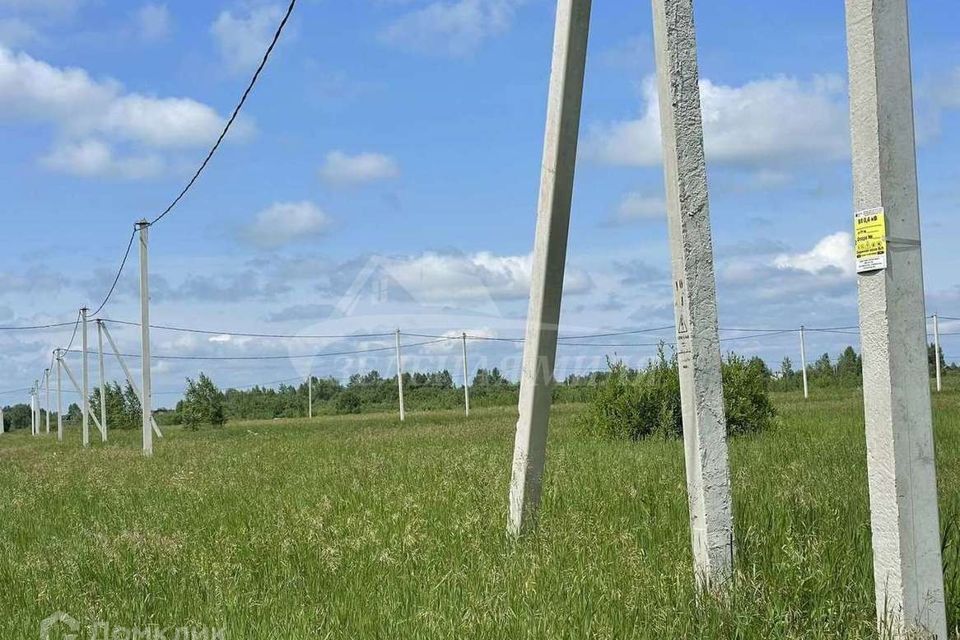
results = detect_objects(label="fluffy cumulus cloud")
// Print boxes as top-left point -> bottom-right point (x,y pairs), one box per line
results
379,0 -> 525,57
40,138 -> 164,179
318,150 -> 400,187
584,75 -> 849,169
383,251 -> 591,302
773,231 -> 855,277
0,45 -> 238,178
211,4 -> 285,73
241,201 -> 333,249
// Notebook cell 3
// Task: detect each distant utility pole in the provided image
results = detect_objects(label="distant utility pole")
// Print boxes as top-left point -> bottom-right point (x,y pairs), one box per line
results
0,407 -> 4,434
81,307 -> 90,447
652,0 -> 734,590
933,314 -> 942,393
44,368 -> 50,434
97,320 -> 107,440
799,326 -> 809,399
55,350 -> 63,442
395,329 -> 405,422
137,220 -> 153,456
462,333 -> 470,417
307,372 -> 313,419
507,0 -> 592,537
845,0 -> 946,636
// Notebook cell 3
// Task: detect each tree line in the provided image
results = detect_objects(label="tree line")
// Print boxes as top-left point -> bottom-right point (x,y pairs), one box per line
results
1,343 -> 954,431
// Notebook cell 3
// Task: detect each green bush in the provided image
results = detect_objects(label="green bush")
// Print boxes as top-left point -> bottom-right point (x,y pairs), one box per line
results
334,390 -> 362,415
180,373 -> 226,430
584,346 -> 774,441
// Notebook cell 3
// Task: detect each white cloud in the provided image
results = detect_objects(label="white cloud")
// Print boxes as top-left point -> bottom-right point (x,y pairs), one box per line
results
612,192 -> 665,224
379,0 -> 524,57
242,201 -> 333,249
384,251 -> 591,302
0,18 -> 40,48
40,138 -> 164,179
319,151 -> 400,186
585,75 -> 849,169
773,232 -> 855,277
0,45 -> 237,177
135,3 -> 171,42
211,4 -> 284,73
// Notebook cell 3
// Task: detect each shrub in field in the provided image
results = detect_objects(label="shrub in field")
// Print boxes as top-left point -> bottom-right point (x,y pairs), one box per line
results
584,346 -> 774,440
722,354 -> 776,436
180,373 -> 226,430
334,390 -> 362,415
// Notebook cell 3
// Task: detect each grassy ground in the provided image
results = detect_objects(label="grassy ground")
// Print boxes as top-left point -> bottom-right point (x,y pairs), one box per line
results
1,389 -> 959,638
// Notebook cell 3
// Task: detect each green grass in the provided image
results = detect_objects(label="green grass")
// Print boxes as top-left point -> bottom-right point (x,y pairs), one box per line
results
1,389 -> 959,638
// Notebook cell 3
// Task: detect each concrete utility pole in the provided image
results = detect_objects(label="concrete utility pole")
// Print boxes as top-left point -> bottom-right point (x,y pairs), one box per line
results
97,320 -> 107,440
651,0 -> 734,590
799,326 -> 809,399
0,407 -> 4,434
137,221 -> 153,456
845,0 -> 946,636
32,381 -> 38,435
933,315 -> 942,393
507,0 -> 591,537
395,329 -> 405,422
307,372 -> 313,419
55,350 -> 63,442
44,368 -> 50,434
81,307 -> 90,447
462,333 -> 470,417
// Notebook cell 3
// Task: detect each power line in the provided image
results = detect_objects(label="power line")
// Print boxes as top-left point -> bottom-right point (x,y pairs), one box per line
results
63,338 -> 451,362
63,310 -> 82,353
99,318 -> 394,340
148,0 -> 297,226
0,320 -> 81,331
89,227 -> 137,317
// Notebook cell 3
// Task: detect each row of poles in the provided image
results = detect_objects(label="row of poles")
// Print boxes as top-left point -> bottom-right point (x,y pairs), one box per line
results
17,314 -> 950,441
506,0 -> 946,638
20,222 -> 157,454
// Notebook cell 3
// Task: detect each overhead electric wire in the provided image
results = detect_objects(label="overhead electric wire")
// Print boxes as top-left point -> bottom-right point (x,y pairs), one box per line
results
148,0 -> 297,226
64,338 -> 451,362
0,320 -> 83,331
89,227 -> 137,317
99,318 -> 394,340
62,310 -> 82,353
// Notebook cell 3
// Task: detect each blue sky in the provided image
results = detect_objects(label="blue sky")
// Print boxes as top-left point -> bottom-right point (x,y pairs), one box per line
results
0,0 -> 958,406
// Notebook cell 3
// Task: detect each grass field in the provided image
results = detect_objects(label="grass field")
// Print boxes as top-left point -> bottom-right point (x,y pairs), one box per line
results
2,389 -> 960,638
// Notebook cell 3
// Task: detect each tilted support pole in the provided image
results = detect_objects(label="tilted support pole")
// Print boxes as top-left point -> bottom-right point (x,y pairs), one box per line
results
60,358 -> 104,438
100,322 -> 162,439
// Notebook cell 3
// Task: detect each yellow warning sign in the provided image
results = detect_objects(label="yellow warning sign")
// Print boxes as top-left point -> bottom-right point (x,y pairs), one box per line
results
855,207 -> 887,273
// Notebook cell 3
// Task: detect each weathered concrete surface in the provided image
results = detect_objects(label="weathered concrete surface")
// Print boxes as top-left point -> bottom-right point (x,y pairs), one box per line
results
138,221 -> 153,456
508,0 -> 591,536
845,0 -> 946,636
651,0 -> 734,590
81,307 -> 90,447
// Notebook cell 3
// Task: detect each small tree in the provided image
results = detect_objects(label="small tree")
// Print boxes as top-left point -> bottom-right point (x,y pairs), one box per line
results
182,373 -> 226,430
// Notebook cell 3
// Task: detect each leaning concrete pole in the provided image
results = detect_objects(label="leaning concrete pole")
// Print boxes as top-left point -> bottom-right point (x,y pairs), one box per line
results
97,320 -> 107,440
799,325 -> 809,399
81,307 -> 90,447
395,329 -> 405,422
55,351 -> 63,442
507,0 -> 591,536
933,314 -> 942,393
651,0 -> 734,590
137,220 -> 153,456
845,0 -> 946,636
462,333 -> 470,417
44,368 -> 50,434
